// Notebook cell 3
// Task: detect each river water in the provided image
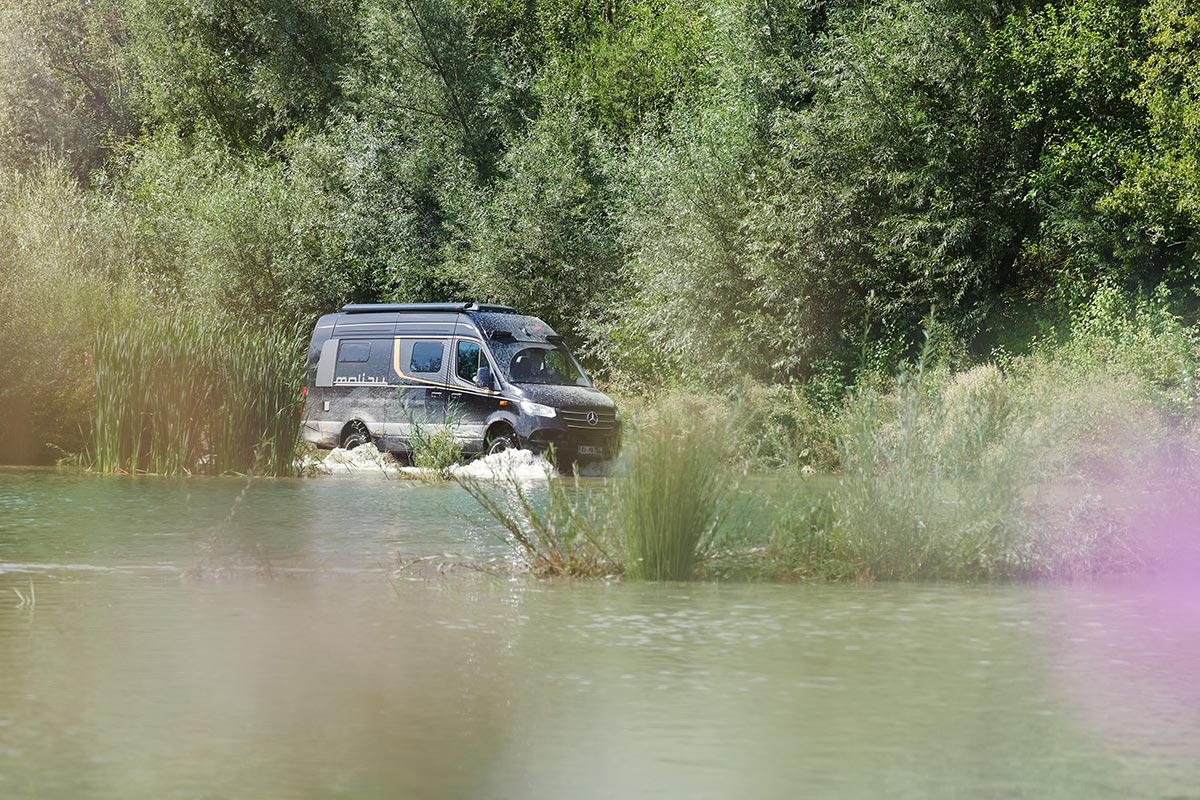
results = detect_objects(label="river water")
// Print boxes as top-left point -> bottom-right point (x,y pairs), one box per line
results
0,467 -> 1197,799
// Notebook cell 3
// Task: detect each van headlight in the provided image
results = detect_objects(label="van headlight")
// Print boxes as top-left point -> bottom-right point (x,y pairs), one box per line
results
519,400 -> 557,418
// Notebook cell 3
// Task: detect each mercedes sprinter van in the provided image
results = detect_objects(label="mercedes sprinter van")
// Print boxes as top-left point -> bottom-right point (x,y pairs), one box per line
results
302,303 -> 620,463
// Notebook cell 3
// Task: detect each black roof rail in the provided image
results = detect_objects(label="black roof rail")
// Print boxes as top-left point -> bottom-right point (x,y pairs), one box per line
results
340,302 -> 517,315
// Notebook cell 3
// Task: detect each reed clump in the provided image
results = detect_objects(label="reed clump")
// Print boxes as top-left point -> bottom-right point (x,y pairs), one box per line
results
614,409 -> 735,580
85,315 -> 305,476
410,427 -> 463,478
460,409 -> 735,580
407,407 -> 464,480
457,469 -> 615,577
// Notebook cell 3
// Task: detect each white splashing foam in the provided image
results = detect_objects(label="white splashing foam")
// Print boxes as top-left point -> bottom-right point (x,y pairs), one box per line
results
447,449 -> 555,481
301,444 -> 401,476
300,445 -> 557,481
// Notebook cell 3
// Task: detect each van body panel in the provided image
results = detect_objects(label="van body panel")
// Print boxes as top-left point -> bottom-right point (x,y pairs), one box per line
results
510,383 -> 617,411
314,339 -> 338,387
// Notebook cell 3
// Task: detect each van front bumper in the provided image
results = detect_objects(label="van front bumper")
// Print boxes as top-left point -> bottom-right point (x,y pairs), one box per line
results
523,423 -> 622,462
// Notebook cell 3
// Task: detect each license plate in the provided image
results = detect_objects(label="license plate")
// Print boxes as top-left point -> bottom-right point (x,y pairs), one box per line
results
577,445 -> 602,456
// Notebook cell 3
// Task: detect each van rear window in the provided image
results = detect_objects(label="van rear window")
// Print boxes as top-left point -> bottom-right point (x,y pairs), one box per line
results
410,341 -> 444,374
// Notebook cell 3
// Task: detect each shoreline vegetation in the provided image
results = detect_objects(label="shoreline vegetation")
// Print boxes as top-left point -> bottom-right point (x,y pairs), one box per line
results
4,1 -> 1200,580
4,285 -> 1200,583
85,316 -> 306,477
460,288 -> 1200,582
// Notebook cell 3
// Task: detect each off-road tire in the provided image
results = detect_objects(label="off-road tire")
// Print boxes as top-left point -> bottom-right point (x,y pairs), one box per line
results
342,424 -> 371,451
485,430 -> 517,456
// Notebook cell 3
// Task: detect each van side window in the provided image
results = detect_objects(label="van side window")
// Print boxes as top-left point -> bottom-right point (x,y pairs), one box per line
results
334,339 -> 394,385
410,341 -> 444,373
456,340 -> 482,383
338,342 -> 371,363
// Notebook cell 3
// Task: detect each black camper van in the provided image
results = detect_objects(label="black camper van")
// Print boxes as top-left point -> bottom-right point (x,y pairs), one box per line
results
302,303 -> 620,463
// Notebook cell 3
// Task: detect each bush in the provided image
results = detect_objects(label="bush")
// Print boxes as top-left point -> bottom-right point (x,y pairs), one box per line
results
0,164 -> 138,464
119,133 -> 354,327
761,310 -> 1185,581
727,381 -> 839,472
1057,283 -> 1199,419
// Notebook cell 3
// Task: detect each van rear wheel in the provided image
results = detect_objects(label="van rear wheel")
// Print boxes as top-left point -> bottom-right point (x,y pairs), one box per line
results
342,424 -> 371,451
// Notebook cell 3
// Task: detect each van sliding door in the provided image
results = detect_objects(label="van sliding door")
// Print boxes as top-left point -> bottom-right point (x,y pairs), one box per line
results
313,338 -> 394,448
392,338 -> 450,449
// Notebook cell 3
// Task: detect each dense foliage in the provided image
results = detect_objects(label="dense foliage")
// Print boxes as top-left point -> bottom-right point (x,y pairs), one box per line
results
3,0 -> 1200,464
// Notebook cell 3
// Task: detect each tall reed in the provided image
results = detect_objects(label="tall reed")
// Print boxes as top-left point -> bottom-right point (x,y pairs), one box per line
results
828,332 -> 1030,580
457,469 -> 615,577
86,315 -> 305,476
459,412 -> 733,580
408,405 -> 464,479
615,412 -> 733,580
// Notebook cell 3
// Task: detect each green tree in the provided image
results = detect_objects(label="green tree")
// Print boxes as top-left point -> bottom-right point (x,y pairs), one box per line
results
987,0 -> 1151,297
0,0 -> 133,175
442,108 -> 619,340
1105,0 -> 1200,289
119,132 -> 354,325
126,0 -> 357,148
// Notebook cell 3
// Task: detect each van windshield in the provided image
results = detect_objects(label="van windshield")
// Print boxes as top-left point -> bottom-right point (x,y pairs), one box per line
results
490,342 -> 592,387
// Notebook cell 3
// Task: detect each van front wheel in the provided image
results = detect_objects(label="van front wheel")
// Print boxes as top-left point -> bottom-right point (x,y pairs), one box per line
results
485,430 -> 517,456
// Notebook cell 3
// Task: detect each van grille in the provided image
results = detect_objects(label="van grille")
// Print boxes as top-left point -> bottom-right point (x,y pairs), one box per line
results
559,408 -> 618,431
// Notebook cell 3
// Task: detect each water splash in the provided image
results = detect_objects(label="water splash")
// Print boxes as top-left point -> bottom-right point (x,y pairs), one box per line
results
447,449 -> 554,481
300,445 -> 557,481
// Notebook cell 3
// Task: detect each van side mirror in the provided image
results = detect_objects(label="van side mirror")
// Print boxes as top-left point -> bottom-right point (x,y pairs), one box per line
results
474,365 -> 495,390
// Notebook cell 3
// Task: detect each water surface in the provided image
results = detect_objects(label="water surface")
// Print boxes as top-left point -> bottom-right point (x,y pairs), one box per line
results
0,468 -> 1197,799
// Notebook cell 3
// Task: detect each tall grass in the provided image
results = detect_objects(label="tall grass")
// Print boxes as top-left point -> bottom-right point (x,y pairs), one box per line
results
457,470 -> 615,577
407,405 -> 464,479
85,315 -> 305,476
0,159 -> 334,467
615,413 -> 734,580
0,164 -> 139,463
765,292 -> 1194,581
829,348 -> 1030,581
460,411 -> 734,580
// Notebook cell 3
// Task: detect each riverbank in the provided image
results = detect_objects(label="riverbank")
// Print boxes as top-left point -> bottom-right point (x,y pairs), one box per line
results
456,291 -> 1200,583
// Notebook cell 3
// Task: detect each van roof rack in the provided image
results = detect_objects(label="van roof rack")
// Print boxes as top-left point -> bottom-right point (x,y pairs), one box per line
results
340,302 -> 517,314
